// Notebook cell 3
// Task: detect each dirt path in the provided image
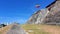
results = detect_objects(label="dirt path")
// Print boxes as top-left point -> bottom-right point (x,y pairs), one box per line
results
6,24 -> 27,34
41,25 -> 60,34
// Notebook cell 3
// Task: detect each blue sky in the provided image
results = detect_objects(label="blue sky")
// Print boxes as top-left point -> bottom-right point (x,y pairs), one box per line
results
0,0 -> 55,24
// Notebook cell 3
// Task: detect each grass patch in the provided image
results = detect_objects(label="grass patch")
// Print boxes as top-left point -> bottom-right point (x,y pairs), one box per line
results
0,32 -> 2,34
22,24 -> 51,34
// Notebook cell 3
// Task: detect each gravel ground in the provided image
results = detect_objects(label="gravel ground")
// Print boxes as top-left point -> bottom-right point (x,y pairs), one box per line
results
7,24 -> 27,34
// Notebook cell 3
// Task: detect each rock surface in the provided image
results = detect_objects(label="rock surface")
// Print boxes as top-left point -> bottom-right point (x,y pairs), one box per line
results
27,0 -> 60,25
43,1 -> 60,25
27,9 -> 49,24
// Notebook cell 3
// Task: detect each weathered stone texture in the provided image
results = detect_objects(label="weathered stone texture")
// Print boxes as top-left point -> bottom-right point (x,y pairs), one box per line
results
27,0 -> 60,25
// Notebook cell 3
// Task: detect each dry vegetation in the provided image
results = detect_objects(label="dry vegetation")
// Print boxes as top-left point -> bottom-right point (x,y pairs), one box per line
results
0,24 -> 60,34
22,24 -> 60,34
0,25 -> 12,34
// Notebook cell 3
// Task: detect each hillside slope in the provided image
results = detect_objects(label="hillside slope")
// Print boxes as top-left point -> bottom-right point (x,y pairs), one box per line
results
43,0 -> 60,24
26,9 -> 49,24
26,0 -> 60,24
0,24 -> 27,34
0,24 -> 13,34
22,24 -> 60,34
0,24 -> 60,34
